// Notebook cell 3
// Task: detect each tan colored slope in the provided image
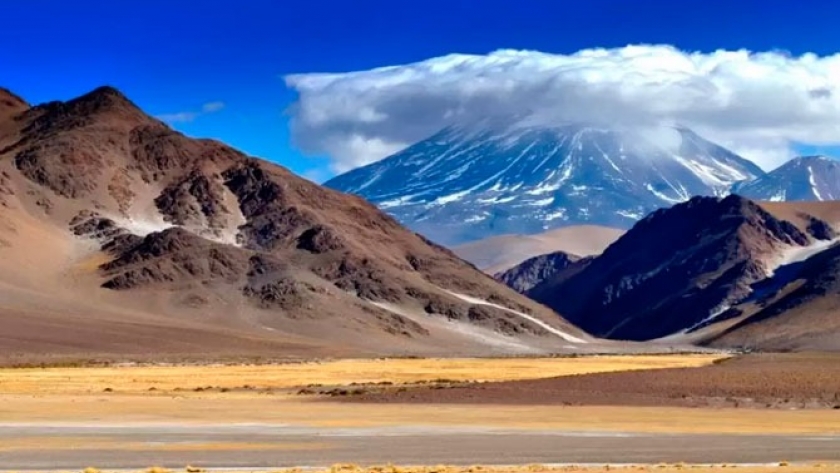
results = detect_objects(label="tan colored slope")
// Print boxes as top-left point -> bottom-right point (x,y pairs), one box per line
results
0,85 -> 596,362
453,225 -> 624,273
760,200 -> 840,228
0,205 -> 346,362
0,87 -> 28,125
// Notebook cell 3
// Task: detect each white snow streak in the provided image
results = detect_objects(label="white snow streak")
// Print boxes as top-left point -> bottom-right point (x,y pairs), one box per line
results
115,216 -> 173,237
616,210 -> 643,219
431,190 -> 471,205
766,238 -> 840,276
445,291 -> 588,343
808,165 -> 826,200
645,184 -> 683,204
368,301 -> 537,352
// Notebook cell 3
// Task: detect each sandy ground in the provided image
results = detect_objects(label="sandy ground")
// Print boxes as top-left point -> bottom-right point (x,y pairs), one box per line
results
4,395 -> 840,434
4,467 -> 840,473
452,225 -> 624,273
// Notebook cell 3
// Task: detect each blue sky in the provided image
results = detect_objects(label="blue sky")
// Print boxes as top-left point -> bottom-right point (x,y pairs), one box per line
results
3,0 -> 839,180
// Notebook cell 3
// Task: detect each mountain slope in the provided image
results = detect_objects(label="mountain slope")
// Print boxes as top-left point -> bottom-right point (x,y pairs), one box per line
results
325,119 -> 764,245
735,155 -> 840,201
452,225 -> 623,273
0,86 -> 592,361
704,238 -> 840,351
527,195 -> 837,341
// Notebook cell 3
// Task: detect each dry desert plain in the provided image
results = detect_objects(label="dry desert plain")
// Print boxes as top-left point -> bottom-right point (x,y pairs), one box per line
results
2,354 -> 840,471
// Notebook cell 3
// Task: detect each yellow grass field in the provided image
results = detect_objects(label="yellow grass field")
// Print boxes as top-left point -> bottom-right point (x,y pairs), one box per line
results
0,354 -> 725,395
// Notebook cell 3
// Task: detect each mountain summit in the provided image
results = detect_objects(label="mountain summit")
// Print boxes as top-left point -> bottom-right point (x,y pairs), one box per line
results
325,119 -> 764,245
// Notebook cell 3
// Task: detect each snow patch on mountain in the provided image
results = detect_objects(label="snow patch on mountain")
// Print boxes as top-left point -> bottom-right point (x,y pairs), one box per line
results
445,290 -> 588,343
766,237 -> 840,277
115,215 -> 173,237
369,300 -> 538,352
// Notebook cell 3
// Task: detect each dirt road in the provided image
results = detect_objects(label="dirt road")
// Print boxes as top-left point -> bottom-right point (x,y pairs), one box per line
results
2,422 -> 839,469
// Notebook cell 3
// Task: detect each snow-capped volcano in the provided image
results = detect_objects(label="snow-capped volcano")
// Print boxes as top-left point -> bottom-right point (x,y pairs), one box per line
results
734,155 -> 840,202
325,119 -> 764,245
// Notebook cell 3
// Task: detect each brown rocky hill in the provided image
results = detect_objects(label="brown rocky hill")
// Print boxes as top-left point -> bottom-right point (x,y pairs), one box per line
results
528,195 -> 839,342
0,86 -> 594,362
702,233 -> 840,351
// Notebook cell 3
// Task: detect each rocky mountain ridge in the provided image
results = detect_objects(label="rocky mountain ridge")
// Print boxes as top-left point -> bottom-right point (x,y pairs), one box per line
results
525,195 -> 839,342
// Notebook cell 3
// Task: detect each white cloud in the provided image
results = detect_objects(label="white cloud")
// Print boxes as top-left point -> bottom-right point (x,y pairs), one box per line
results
158,101 -> 225,124
202,101 -> 226,113
285,45 -> 840,173
157,111 -> 198,123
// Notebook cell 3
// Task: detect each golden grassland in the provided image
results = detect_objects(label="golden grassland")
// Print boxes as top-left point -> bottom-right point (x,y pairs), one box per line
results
0,354 -> 726,395
9,463 -> 840,473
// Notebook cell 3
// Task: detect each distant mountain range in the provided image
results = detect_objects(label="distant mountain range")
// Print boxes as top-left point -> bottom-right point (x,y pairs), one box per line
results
326,119 -> 838,246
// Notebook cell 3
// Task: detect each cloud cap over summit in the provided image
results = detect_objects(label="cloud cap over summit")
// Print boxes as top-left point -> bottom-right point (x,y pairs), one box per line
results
287,45 -> 840,173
